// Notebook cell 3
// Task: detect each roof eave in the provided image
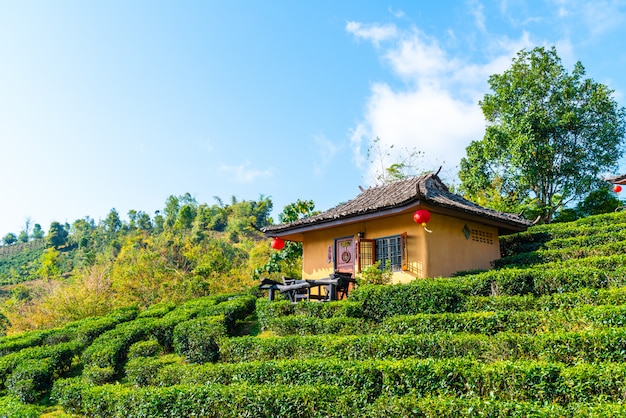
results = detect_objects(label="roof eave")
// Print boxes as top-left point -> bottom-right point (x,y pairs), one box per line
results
264,200 -> 531,238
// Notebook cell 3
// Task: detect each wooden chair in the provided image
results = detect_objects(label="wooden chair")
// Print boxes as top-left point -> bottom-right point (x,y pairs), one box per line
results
331,271 -> 353,300
282,277 -> 310,302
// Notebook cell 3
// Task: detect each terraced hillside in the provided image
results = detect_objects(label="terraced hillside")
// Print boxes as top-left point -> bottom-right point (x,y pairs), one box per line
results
3,211 -> 626,417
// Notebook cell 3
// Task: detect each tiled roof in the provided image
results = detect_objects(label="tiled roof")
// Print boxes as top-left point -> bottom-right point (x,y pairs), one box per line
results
263,173 -> 532,234
605,174 -> 626,184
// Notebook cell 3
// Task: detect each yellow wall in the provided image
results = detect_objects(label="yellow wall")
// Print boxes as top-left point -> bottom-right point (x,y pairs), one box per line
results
301,210 -> 501,282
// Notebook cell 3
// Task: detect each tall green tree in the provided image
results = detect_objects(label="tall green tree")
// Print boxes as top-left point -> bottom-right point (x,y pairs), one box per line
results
31,224 -> 44,240
46,222 -> 68,248
2,233 -> 17,246
459,46 -> 626,223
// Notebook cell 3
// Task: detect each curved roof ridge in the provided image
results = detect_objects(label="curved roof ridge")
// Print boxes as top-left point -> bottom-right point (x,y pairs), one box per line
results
263,172 -> 531,234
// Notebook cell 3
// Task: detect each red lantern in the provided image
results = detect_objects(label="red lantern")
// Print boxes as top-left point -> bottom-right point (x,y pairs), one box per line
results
271,237 -> 285,250
614,185 -> 622,193
413,209 -> 431,226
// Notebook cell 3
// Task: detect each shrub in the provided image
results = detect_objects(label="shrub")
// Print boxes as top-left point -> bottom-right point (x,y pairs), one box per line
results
0,341 -> 81,391
266,316 -> 370,336
127,339 -> 162,359
52,381 -> 361,418
0,333 -> 46,357
6,358 -> 53,403
172,315 -> 227,363
350,279 -> 474,320
81,318 -> 157,383
364,395 -> 568,417
125,354 -> 181,387
356,260 -> 392,285
136,301 -> 177,318
0,395 -> 42,418
256,299 -> 363,330
72,306 -> 139,346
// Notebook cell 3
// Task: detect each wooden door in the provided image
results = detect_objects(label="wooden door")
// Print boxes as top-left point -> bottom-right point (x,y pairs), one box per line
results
335,237 -> 355,274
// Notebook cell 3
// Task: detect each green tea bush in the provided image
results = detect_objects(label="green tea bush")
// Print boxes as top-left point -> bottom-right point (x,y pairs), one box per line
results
125,354 -> 181,387
0,395 -> 42,418
365,394 -> 569,417
380,311 -> 533,336
265,316 -> 370,336
0,333 -> 46,357
255,299 -> 294,329
155,357 -> 383,402
127,339 -> 162,360
464,287 -> 626,312
0,341 -> 81,390
381,304 -> 626,336
136,301 -> 177,318
219,326 -> 626,365
495,241 -> 626,269
256,299 -> 363,330
350,278 -> 480,320
6,358 -> 53,403
150,294 -> 255,351
81,318 -> 158,383
52,380 -> 361,418
205,294 -> 257,333
172,315 -> 227,363
464,294 -> 537,311
72,306 -> 139,345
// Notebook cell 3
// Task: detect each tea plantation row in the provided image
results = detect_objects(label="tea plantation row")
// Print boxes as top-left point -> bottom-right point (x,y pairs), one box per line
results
2,210 -> 626,416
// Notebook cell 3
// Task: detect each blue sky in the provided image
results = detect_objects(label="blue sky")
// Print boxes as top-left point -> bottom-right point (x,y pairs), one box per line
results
1,1 -> 626,236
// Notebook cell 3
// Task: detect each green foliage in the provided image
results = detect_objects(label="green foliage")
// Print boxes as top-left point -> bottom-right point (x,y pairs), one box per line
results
127,339 -> 162,360
2,233 -> 17,246
0,395 -> 42,417
7,192 -> 626,416
6,358 -> 54,403
52,380 -> 358,418
36,247 -> 61,280
172,316 -> 226,363
459,46 -> 626,223
255,299 -> 363,330
31,224 -> 44,240
45,221 -> 68,248
266,316 -> 370,336
349,278 -> 473,320
254,199 -> 317,279
356,260 -> 392,285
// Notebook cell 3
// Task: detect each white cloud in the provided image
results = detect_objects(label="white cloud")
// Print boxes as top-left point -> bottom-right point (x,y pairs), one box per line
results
218,161 -> 273,183
580,0 -> 625,37
363,83 -> 484,177
345,21 -> 398,47
468,0 -> 487,32
388,6 -> 405,19
346,14 -> 536,183
349,123 -> 369,169
312,134 -> 340,176
384,29 -> 454,86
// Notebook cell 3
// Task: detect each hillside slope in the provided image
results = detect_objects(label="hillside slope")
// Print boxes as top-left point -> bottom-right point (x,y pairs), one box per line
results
3,211 -> 626,417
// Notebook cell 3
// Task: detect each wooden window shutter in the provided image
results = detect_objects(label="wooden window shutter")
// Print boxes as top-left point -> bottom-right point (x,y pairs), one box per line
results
401,232 -> 408,271
358,239 -> 375,273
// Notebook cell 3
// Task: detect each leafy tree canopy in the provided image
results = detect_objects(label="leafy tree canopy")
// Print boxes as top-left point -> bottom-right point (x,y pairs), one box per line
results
459,46 -> 626,223
2,232 -> 17,246
46,221 -> 69,249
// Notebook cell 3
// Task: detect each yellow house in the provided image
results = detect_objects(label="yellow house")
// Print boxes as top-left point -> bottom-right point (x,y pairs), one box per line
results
263,173 -> 531,284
